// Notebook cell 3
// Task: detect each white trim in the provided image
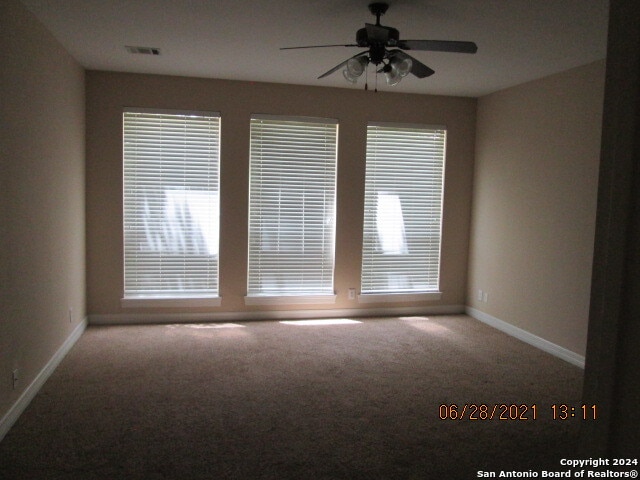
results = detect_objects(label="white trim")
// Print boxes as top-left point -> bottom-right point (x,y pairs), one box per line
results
89,304 -> 465,325
368,121 -> 446,130
244,295 -> 337,306
122,110 -> 221,299
121,296 -> 222,308
465,307 -> 585,368
251,113 -> 339,125
123,106 -> 220,117
360,124 -> 445,296
247,116 -> 338,297
357,292 -> 442,303
0,318 -> 87,442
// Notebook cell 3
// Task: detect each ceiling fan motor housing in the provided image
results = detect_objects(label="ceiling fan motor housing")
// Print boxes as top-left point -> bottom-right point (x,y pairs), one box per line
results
356,26 -> 399,47
356,28 -> 368,47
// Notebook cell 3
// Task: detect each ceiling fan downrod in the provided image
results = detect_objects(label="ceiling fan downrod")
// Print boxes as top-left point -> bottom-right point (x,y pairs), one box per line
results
368,2 -> 389,26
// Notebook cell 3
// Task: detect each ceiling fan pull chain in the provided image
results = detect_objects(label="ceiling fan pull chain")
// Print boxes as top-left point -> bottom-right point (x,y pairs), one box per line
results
365,63 -> 369,90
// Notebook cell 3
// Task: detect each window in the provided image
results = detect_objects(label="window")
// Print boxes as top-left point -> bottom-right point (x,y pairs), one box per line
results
360,123 -> 446,299
122,109 -> 221,305
246,115 -> 338,302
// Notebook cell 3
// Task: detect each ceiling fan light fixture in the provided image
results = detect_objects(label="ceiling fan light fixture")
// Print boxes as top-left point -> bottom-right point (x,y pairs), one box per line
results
347,57 -> 368,77
343,68 -> 359,83
391,56 -> 412,77
384,67 -> 402,86
282,3 -> 477,88
345,56 -> 368,81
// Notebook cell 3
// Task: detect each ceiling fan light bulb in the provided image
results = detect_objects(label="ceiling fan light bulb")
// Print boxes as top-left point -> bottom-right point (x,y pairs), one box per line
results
343,68 -> 359,83
385,69 -> 402,86
396,58 -> 412,77
388,56 -> 412,78
346,57 -> 366,77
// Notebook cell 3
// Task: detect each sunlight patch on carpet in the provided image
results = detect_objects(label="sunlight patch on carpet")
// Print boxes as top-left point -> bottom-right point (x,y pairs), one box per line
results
165,322 -> 251,339
167,323 -> 246,329
279,319 -> 362,326
399,316 -> 452,334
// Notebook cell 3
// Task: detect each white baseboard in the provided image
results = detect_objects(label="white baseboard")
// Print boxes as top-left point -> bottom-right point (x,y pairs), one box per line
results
89,304 -> 466,325
465,307 -> 585,368
0,318 -> 87,442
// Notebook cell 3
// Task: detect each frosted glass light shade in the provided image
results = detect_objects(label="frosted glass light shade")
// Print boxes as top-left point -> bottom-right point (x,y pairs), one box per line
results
343,56 -> 367,83
395,57 -> 412,77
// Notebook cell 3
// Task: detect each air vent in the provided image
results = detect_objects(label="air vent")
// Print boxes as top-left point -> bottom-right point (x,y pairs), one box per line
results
125,46 -> 161,55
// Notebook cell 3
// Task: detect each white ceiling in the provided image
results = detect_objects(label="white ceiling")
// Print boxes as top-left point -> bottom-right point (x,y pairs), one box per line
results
20,0 -> 609,97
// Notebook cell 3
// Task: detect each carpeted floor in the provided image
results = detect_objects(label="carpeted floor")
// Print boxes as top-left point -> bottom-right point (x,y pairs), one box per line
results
0,315 -> 584,479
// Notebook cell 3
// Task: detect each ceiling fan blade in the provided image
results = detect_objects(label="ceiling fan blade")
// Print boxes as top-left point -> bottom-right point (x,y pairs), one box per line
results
408,58 -> 435,78
280,44 -> 359,50
388,50 -> 435,78
397,40 -> 478,54
317,52 -> 368,79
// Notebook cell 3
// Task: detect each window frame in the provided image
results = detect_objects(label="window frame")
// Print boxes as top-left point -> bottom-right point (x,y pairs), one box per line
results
121,107 -> 222,308
245,114 -> 339,305
358,122 -> 446,302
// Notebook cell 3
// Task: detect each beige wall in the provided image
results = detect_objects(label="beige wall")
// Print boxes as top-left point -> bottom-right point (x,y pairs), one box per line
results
468,60 -> 606,356
85,72 -> 477,318
0,0 -> 85,420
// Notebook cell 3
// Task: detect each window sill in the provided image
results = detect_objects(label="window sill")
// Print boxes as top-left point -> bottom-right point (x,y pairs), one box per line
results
244,294 -> 337,306
357,292 -> 442,304
121,296 -> 222,308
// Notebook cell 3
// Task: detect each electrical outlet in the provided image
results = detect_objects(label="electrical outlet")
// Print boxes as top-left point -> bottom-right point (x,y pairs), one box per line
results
12,369 -> 19,390
482,291 -> 488,303
477,289 -> 483,301
348,288 -> 356,300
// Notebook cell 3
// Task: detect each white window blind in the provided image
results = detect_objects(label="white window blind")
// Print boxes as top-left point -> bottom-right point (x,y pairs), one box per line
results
247,115 -> 338,297
123,109 -> 220,298
361,123 -> 446,295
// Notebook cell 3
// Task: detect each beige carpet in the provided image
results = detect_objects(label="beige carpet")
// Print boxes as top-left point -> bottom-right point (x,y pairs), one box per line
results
0,315 -> 584,479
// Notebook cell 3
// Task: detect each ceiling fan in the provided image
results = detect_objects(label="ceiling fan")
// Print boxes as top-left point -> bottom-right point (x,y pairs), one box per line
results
281,2 -> 477,87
